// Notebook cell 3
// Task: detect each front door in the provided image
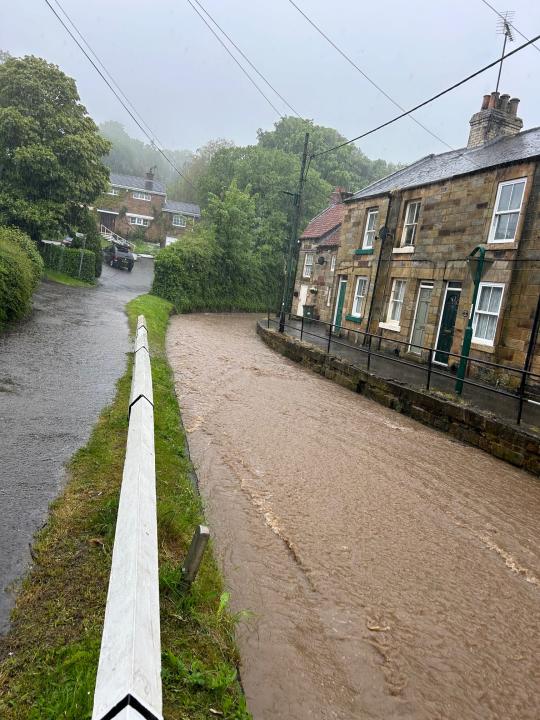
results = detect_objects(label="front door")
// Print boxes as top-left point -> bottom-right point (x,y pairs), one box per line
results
434,282 -> 462,364
409,282 -> 433,354
100,211 -> 116,232
297,284 -> 309,316
333,277 -> 348,330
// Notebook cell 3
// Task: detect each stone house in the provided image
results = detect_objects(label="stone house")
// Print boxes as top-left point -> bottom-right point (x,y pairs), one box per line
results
292,189 -> 350,322
333,91 -> 540,376
95,171 -> 201,246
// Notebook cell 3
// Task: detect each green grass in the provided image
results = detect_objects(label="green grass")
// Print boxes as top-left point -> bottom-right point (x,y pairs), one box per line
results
0,294 -> 250,720
43,267 -> 95,287
133,240 -> 161,257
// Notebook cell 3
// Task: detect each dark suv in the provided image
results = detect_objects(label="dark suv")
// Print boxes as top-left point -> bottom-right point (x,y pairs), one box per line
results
103,242 -> 136,272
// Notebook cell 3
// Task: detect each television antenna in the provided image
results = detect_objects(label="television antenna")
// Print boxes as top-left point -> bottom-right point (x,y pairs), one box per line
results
495,11 -> 515,93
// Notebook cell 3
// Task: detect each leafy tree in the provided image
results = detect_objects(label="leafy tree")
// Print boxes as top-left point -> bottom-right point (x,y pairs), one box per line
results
0,56 -> 111,240
167,139 -> 234,203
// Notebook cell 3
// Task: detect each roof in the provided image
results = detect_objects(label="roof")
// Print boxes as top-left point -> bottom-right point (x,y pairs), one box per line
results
317,227 -> 341,248
109,173 -> 166,195
301,202 -> 345,239
163,200 -> 201,217
352,126 -> 540,201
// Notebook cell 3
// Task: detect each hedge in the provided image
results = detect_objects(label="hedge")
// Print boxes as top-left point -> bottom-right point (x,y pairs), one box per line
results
40,243 -> 95,283
0,227 -> 43,330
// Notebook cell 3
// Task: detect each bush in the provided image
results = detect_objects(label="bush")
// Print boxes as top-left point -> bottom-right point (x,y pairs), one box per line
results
0,226 -> 43,288
40,243 -> 95,283
0,227 -> 43,329
71,232 -> 102,278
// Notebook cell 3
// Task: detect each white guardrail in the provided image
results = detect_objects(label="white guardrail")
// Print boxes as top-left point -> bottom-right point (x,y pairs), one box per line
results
92,315 -> 162,720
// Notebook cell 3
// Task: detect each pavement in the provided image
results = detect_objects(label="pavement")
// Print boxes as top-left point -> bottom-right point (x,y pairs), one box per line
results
0,259 -> 153,632
265,315 -> 540,429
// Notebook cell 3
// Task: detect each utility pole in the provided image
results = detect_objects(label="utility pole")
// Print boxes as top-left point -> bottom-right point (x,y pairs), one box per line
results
279,132 -> 310,332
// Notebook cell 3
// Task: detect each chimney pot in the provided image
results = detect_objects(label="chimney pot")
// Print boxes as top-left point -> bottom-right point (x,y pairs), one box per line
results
467,91 -> 523,148
481,94 -> 490,110
488,91 -> 500,109
508,97 -> 520,117
499,94 -> 510,113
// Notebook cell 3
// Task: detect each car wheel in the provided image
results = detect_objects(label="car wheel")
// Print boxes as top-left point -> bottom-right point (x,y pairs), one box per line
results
127,261 -> 134,272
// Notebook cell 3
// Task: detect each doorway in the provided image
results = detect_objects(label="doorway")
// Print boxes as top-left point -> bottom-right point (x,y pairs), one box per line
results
333,277 -> 348,330
434,282 -> 462,364
297,284 -> 309,316
409,282 -> 433,354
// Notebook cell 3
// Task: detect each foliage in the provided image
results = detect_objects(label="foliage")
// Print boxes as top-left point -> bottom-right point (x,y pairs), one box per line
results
0,226 -> 43,329
0,294 -> 250,719
40,243 -> 95,283
70,213 -> 103,278
99,121 -> 191,188
167,139 -> 235,203
0,56 -> 110,241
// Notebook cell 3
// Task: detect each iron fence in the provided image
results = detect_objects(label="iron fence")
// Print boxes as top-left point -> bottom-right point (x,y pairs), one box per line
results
266,311 -> 540,426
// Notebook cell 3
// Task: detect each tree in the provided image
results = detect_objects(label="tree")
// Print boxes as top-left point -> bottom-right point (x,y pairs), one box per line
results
167,139 -> 234,203
0,56 -> 111,240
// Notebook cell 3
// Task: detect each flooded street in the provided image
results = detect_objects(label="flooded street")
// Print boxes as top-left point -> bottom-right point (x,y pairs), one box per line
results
0,260 -> 153,632
167,313 -> 540,720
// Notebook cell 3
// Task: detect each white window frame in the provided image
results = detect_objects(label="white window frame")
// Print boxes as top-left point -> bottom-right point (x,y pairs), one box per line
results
128,216 -> 150,227
401,201 -> 421,246
386,279 -> 406,325
107,187 -> 120,196
303,252 -> 314,278
488,178 -> 526,244
363,208 -> 378,249
472,282 -> 504,346
172,214 -> 187,228
351,276 -> 368,318
132,191 -> 151,201
330,255 -> 336,272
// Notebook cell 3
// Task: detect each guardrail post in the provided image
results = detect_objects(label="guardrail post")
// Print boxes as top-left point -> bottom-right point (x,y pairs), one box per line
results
517,371 -> 527,425
267,307 -> 270,329
327,323 -> 332,354
300,314 -> 304,341
180,525 -> 210,592
427,348 -> 433,390
92,315 -> 162,720
367,334 -> 372,372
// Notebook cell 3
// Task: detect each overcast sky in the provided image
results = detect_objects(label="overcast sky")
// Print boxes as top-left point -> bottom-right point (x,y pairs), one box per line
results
2,0 -> 540,164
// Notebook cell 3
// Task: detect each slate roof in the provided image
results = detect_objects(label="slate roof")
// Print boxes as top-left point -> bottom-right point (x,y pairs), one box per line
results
301,202 -> 345,239
163,200 -> 201,217
109,173 -> 166,195
351,126 -> 540,201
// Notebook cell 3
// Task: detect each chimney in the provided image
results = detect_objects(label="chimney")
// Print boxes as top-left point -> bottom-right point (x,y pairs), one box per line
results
467,91 -> 523,149
145,169 -> 154,191
330,187 -> 353,204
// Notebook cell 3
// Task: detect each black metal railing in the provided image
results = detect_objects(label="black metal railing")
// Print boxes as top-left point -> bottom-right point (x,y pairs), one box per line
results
265,310 -> 540,426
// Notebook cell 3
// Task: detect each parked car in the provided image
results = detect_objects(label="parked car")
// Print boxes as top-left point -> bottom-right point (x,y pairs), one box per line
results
103,242 -> 136,272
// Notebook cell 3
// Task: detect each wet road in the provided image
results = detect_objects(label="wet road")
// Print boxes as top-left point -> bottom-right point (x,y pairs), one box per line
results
167,313 -> 540,720
0,260 -> 153,632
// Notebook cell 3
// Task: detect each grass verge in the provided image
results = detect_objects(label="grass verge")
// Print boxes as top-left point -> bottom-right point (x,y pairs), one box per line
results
0,293 -> 250,719
42,267 -> 95,287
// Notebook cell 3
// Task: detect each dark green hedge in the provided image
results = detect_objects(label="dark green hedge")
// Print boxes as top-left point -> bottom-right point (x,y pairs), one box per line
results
40,243 -> 95,283
0,226 -> 43,329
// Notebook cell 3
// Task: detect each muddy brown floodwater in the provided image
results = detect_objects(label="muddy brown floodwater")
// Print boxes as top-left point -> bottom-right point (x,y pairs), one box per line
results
167,313 -> 540,720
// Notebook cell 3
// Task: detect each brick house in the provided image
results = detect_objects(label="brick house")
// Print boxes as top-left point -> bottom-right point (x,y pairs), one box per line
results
333,91 -> 540,376
95,171 -> 200,247
292,189 -> 351,322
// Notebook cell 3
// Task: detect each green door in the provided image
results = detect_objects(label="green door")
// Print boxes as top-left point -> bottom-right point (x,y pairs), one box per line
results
333,277 -> 347,331
435,283 -> 462,364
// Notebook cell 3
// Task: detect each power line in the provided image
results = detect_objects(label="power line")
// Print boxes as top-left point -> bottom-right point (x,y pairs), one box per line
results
287,0 -> 467,155
312,32 -> 540,159
190,0 -> 304,119
43,0 -> 196,189
479,0 -> 540,54
186,0 -> 284,119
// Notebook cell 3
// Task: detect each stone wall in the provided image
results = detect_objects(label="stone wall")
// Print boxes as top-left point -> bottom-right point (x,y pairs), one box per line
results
257,322 -> 540,476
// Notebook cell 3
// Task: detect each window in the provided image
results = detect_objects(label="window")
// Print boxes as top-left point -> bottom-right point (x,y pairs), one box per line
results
401,201 -> 421,246
488,178 -> 526,243
472,283 -> 504,345
172,214 -> 187,227
128,216 -> 149,227
303,252 -> 314,278
330,255 -> 336,272
107,187 -> 119,196
132,191 -> 151,201
387,279 -> 406,324
351,277 -> 368,317
363,209 -> 378,249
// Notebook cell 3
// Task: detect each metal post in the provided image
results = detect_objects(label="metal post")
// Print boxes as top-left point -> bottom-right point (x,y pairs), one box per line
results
267,307 -> 270,329
78,234 -> 87,278
180,525 -> 210,591
367,334 -> 372,372
427,348 -> 433,390
300,314 -> 304,341
456,246 -> 486,394
327,323 -> 332,354
516,370 -> 527,425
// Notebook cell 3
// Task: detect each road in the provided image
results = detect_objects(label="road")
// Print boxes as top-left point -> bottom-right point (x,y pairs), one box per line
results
167,313 -> 540,720
0,260 -> 153,632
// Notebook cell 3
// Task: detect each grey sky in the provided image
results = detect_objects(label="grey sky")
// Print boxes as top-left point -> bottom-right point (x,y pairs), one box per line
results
2,0 -> 540,165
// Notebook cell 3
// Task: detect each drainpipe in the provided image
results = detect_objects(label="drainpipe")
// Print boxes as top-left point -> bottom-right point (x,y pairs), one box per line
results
455,245 -> 486,393
365,193 -> 393,336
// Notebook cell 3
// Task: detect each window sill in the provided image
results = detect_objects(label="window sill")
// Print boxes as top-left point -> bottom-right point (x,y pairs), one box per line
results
345,314 -> 362,324
392,246 -> 415,254
379,321 -> 401,332
354,248 -> 374,255
486,241 -> 517,251
471,341 -> 495,353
